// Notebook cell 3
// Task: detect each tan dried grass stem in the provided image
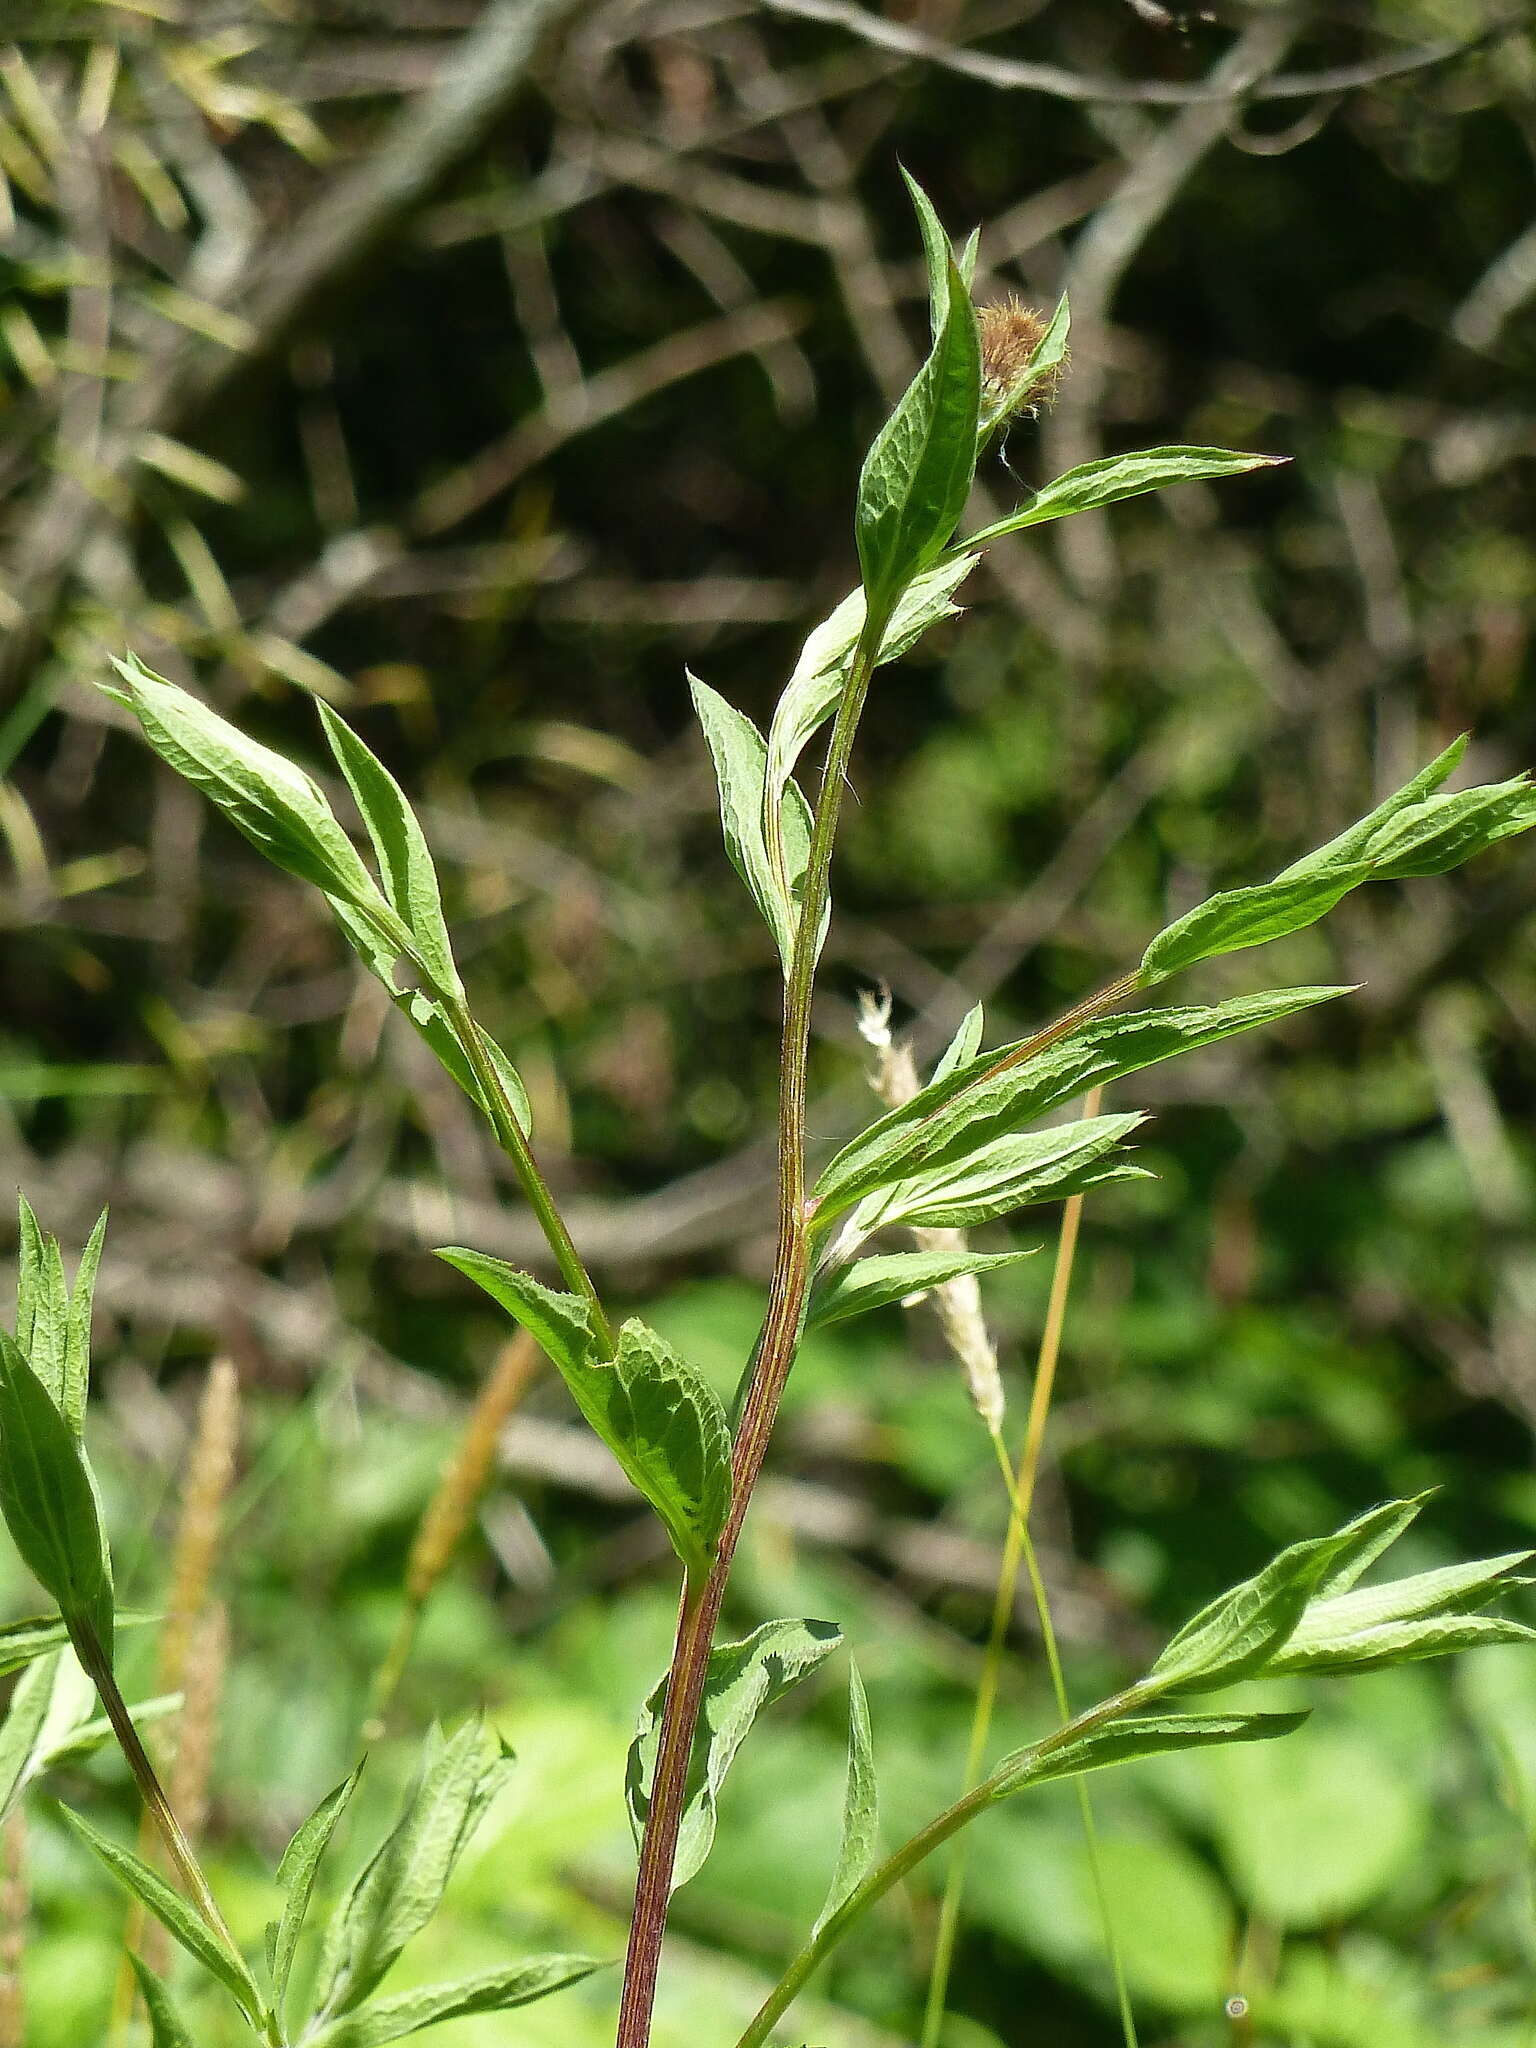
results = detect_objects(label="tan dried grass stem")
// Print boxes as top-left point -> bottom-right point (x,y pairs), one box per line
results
365,1329 -> 542,1736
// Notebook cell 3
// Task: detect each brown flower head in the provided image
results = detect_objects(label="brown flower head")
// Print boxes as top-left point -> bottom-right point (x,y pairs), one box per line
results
976,296 -> 1061,424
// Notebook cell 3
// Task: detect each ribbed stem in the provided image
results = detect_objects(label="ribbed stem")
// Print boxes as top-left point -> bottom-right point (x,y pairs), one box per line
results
615,615 -> 885,2048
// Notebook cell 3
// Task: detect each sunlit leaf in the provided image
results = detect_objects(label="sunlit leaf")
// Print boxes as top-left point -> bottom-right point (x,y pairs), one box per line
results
814,987 -> 1344,1221
268,1762 -> 365,2010
845,1114 -> 1147,1238
1149,1498 -> 1429,1696
760,556 -> 975,867
812,1661 -> 878,1937
991,1711 -> 1309,1798
627,1618 -> 843,1890
317,704 -> 463,1001
59,1805 -> 263,2021
437,1253 -> 730,1584
311,1718 -> 513,2023
1139,741 -> 1536,983
109,655 -> 384,916
856,179 -> 980,613
690,674 -> 815,975
930,1002 -> 984,1085
305,1954 -> 603,2047
966,445 -> 1281,547
1267,1547 -> 1535,1675
0,1332 -> 114,1654
809,1247 -> 1033,1328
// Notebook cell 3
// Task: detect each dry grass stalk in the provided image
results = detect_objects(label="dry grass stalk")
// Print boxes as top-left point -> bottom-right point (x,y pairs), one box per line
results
117,1359 -> 240,2016
142,1601 -> 230,1977
158,1360 -> 241,1695
0,1813 -> 27,2048
366,1329 -> 542,1735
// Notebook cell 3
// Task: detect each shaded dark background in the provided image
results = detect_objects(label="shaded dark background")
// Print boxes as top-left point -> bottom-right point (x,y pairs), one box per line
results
3,2 -> 1536,2042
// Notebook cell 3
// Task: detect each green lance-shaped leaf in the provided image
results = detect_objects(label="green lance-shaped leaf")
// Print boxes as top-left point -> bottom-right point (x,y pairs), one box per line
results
108,663 -> 533,1135
1266,1548 -> 1536,1677
0,1611 -> 145,1692
12,1198 -> 107,1439
62,1209 -> 106,1437
809,1247 -> 1033,1328
690,674 -> 817,976
0,1652 -> 80,1825
14,1196 -> 63,1409
1148,1496 -> 1431,1697
0,1614 -> 72,1679
437,1251 -> 731,1585
0,1332 -> 114,1657
1141,867 -> 1377,986
964,445 -> 1283,548
267,1761 -> 365,2012
627,1618 -> 844,1891
1009,292 -> 1069,412
812,1662 -> 878,1938
304,1955 -> 604,2048
1308,1491 -> 1427,1598
327,897 -> 532,1136
42,1689 -> 179,1768
58,1804 -> 265,2022
931,1002 -> 984,1084
841,1112 -> 1148,1240
108,655 -> 385,915
905,166 -> 958,336
311,1717 -> 514,2024
989,1710 -> 1310,1799
129,1956 -> 197,2048
855,187 -> 980,615
0,1640 -> 171,1811
1276,735 -> 1466,881
1139,739 -> 1536,984
760,553 -> 976,883
317,704 -> 464,1002
814,986 -> 1344,1223
1361,777 -> 1536,879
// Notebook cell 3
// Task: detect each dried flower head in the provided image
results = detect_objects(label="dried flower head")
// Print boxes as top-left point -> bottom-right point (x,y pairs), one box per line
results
976,296 -> 1061,424
854,986 -> 1006,1436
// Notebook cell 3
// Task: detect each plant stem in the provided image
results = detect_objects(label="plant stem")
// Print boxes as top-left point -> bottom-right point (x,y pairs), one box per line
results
734,1673 -> 1158,2048
921,1090 -> 1137,2048
441,992 -> 612,1352
967,972 -> 1143,1092
350,895 -> 610,1348
70,1622 -> 244,1973
1016,1497 -> 1138,2048
615,614 -> 887,2048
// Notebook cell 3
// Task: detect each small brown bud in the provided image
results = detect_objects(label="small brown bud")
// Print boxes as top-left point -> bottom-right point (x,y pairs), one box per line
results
976,297 -> 1061,423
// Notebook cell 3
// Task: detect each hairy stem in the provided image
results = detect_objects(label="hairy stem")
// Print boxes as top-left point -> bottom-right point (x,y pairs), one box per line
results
615,613 -> 887,2048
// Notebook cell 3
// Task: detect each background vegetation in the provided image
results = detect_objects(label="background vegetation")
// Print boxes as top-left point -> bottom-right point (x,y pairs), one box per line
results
3,1 -> 1536,2043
